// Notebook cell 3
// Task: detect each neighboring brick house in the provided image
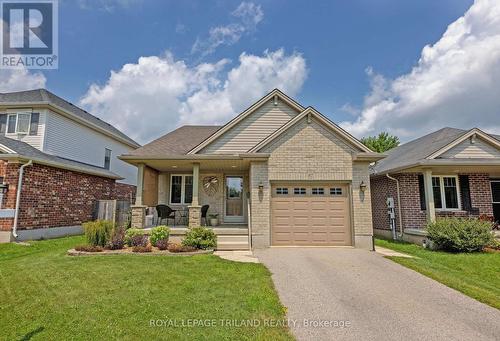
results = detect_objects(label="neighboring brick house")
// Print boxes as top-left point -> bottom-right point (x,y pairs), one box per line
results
120,89 -> 384,250
370,127 -> 500,244
0,89 -> 140,242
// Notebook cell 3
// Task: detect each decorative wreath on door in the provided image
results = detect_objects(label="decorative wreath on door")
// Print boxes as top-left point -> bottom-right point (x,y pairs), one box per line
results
203,176 -> 219,196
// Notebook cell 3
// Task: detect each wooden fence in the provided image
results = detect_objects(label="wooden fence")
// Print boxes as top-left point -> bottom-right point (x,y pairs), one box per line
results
95,200 -> 131,227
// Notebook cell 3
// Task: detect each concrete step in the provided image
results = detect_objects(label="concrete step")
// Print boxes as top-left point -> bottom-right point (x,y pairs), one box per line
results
216,242 -> 250,251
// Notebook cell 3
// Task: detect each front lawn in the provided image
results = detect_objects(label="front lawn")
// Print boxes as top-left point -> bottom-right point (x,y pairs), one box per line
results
375,238 -> 500,310
0,236 -> 293,340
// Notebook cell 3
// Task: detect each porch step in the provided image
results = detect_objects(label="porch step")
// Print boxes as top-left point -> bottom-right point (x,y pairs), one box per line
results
216,235 -> 249,251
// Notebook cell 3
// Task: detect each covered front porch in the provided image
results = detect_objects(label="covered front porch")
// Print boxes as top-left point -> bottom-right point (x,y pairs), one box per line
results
124,154 -> 268,250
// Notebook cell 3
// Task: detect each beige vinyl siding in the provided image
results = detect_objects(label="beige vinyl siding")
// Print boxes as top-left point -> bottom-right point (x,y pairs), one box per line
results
3,109 -> 47,150
440,138 -> 500,159
200,98 -> 299,154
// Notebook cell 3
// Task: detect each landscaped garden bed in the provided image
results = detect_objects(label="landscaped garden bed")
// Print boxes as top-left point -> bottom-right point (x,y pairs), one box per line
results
70,221 -> 218,256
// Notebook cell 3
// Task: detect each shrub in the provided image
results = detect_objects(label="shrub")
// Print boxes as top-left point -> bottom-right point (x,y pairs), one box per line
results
106,227 -> 125,250
130,234 -> 149,247
75,245 -> 103,252
426,218 -> 494,252
167,243 -> 197,253
125,229 -> 149,246
132,245 -> 152,253
182,227 -> 217,250
155,239 -> 169,251
150,226 -> 170,246
83,220 -> 114,247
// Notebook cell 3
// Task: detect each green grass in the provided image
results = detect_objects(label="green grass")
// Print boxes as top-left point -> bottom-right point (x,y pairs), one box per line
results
375,238 -> 500,310
0,236 -> 293,341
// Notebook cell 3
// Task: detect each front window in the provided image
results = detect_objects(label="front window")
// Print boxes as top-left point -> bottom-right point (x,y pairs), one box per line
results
170,175 -> 193,204
432,176 -> 459,210
7,113 -> 31,134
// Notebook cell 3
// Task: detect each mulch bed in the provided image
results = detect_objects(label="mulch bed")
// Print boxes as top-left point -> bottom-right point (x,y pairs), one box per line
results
67,248 -> 214,256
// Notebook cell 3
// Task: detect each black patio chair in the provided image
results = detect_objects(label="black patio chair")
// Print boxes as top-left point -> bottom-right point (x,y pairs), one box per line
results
156,204 -> 176,226
201,205 -> 210,226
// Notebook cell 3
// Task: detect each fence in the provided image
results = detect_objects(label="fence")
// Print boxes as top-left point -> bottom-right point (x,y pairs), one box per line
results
95,200 -> 131,227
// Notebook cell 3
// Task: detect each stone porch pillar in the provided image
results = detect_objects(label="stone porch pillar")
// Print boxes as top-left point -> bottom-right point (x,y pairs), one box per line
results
188,163 -> 201,227
423,169 -> 436,224
132,163 -> 146,228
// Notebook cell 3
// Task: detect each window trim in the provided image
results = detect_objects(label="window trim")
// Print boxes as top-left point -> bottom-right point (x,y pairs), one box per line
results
169,174 -> 193,205
7,113 -> 32,135
432,175 -> 461,211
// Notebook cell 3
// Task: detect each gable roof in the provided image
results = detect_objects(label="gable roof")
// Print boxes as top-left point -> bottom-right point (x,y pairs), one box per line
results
0,135 -> 122,179
126,125 -> 221,157
187,89 -> 304,154
249,106 -> 376,154
372,127 -> 500,175
0,89 -> 140,148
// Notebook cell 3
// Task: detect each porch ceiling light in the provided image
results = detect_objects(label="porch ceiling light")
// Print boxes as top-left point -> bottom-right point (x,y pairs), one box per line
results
231,165 -> 237,168
360,181 -> 367,192
172,165 -> 177,168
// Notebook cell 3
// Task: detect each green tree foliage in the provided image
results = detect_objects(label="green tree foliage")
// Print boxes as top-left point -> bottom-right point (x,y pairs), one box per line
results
361,132 -> 400,153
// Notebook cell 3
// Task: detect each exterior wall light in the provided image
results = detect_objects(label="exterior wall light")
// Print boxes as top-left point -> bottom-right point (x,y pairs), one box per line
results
258,182 -> 264,193
360,181 -> 367,192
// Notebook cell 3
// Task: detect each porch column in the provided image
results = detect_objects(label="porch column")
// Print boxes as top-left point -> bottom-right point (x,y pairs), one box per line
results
423,169 -> 436,224
192,163 -> 200,206
188,163 -> 201,227
131,163 -> 146,229
135,163 -> 145,206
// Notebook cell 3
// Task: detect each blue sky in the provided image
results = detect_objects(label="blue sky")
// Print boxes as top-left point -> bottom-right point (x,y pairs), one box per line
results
4,0 -> 500,144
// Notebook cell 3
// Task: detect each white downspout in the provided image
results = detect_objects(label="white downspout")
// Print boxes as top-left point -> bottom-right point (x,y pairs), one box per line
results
13,160 -> 33,238
386,174 -> 403,238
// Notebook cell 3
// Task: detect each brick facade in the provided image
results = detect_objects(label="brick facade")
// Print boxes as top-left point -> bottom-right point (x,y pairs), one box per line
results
251,116 -> 374,249
371,172 -> 494,232
0,160 -> 136,232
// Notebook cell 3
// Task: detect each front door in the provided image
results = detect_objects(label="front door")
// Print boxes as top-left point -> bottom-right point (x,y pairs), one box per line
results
225,176 -> 244,223
491,180 -> 500,223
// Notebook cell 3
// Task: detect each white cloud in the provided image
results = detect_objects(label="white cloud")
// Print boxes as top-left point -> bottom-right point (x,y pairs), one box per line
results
191,2 -> 264,57
0,68 -> 46,92
80,49 -> 307,144
341,0 -> 500,141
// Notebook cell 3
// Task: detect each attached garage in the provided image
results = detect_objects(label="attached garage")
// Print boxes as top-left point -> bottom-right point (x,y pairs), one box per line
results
271,183 -> 352,246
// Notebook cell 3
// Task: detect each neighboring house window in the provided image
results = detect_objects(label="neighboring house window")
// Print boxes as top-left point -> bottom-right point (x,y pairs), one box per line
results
431,176 -> 460,210
312,188 -> 324,195
104,148 -> 112,170
3,113 -> 39,135
294,188 -> 306,195
276,188 -> 288,195
330,188 -> 342,195
170,175 -> 193,204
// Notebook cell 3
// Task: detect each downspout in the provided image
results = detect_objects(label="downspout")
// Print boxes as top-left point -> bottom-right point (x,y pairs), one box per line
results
386,174 -> 403,238
12,160 -> 33,238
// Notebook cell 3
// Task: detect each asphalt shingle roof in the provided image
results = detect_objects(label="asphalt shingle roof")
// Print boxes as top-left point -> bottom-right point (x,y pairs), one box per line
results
0,135 -> 121,179
372,127 -> 500,174
127,125 -> 221,157
0,89 -> 139,147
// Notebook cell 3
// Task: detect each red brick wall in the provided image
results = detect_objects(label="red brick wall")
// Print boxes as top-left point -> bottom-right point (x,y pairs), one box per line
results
0,161 -> 137,231
371,172 -> 494,231
115,182 -> 136,202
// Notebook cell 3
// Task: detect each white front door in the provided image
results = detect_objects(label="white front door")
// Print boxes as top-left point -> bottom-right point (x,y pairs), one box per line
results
225,176 -> 244,223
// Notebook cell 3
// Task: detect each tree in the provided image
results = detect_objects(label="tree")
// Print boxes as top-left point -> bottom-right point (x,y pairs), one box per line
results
361,132 -> 399,153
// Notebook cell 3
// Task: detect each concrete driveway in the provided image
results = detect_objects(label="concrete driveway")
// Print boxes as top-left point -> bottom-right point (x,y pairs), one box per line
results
255,248 -> 500,341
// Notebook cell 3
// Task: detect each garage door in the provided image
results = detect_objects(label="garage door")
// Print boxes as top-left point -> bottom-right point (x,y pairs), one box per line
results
271,184 -> 352,246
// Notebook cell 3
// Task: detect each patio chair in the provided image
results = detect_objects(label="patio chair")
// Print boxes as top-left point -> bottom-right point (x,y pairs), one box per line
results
156,205 -> 176,226
201,205 -> 210,226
